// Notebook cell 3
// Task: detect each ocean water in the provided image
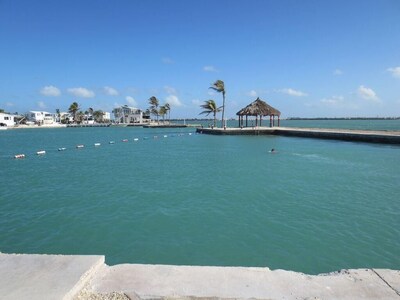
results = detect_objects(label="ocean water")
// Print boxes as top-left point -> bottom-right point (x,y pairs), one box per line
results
0,124 -> 399,274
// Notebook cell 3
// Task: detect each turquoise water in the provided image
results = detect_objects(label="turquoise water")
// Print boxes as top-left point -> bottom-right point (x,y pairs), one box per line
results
0,124 -> 399,274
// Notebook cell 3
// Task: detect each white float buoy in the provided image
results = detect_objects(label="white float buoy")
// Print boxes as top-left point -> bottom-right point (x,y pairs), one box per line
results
14,154 -> 25,159
109,141 -> 115,144
94,143 -> 101,146
163,135 -> 167,138
36,150 -> 46,155
133,138 -> 139,141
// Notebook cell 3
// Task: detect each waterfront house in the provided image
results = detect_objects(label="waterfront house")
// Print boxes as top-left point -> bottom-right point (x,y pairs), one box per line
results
59,112 -> 74,124
112,105 -> 150,124
0,112 -> 15,127
27,111 -> 56,125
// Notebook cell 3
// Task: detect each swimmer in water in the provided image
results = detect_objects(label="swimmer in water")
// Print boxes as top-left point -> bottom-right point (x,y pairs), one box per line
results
270,148 -> 276,153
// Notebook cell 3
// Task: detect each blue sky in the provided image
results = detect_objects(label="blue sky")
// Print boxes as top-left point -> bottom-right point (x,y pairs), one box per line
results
0,0 -> 399,118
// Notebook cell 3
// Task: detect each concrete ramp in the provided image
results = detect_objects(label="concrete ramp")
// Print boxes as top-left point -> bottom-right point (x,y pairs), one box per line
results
0,253 -> 104,300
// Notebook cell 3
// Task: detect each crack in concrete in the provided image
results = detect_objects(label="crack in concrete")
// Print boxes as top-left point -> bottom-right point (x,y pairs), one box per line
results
371,269 -> 400,297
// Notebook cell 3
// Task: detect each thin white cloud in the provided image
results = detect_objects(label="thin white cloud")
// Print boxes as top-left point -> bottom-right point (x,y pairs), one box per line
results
68,87 -> 95,98
37,101 -> 46,109
333,69 -> 343,76
357,85 -> 380,102
165,95 -> 182,107
279,88 -> 308,97
320,95 -> 344,105
191,99 -> 201,106
164,86 -> 177,95
387,66 -> 400,78
162,57 -> 174,64
103,86 -> 119,96
40,85 -> 61,97
248,90 -> 258,97
203,65 -> 218,72
125,96 -> 138,107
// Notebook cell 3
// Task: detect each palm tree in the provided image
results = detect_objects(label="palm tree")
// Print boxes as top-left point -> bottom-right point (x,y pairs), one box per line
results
148,96 -> 160,123
75,111 -> 84,124
93,110 -> 104,123
159,105 -> 167,123
68,102 -> 80,123
199,99 -> 221,127
209,80 -> 226,127
164,103 -> 171,123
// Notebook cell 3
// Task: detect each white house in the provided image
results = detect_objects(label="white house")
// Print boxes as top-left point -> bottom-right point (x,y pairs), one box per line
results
103,112 -> 111,122
28,111 -> 55,125
0,112 -> 15,127
59,112 -> 74,123
112,105 -> 150,124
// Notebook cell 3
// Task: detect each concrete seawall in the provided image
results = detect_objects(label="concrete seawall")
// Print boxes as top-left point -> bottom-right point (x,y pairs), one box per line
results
196,127 -> 400,144
1,253 -> 399,299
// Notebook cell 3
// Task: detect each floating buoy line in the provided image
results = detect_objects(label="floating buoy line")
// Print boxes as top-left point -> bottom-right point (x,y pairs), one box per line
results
11,131 -> 198,159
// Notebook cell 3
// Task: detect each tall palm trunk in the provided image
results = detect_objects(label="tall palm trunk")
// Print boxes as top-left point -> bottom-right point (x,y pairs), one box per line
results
221,91 -> 225,127
213,111 -> 217,127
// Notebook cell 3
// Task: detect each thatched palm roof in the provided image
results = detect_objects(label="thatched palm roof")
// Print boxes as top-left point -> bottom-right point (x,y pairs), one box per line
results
236,98 -> 281,116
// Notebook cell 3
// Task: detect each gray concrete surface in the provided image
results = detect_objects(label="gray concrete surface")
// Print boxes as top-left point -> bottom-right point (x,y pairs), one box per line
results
196,126 -> 400,144
0,253 -> 104,300
89,264 -> 400,300
1,253 -> 399,299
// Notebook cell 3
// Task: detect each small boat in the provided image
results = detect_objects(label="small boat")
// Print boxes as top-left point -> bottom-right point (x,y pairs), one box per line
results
36,150 -> 46,155
14,154 -> 25,159
58,147 -> 66,151
109,141 -> 115,144
94,143 -> 101,147
163,135 -> 168,138
133,138 -> 139,141
122,139 -> 128,142
76,144 -> 84,149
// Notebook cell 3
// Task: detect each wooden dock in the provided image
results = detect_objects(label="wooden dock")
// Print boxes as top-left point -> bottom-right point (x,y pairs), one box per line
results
196,126 -> 400,144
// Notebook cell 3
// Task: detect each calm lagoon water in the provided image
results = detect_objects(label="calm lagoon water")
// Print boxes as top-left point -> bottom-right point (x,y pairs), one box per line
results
0,123 -> 399,274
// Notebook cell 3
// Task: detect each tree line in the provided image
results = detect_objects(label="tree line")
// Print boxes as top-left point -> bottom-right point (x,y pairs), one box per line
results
66,102 -> 107,124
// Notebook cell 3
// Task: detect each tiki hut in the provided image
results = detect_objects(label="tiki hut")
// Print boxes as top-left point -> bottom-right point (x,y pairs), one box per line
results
236,97 -> 281,127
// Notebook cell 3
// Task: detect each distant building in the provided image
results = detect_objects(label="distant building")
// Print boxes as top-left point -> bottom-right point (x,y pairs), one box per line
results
112,105 -> 150,124
0,112 -> 15,127
27,111 -> 55,125
59,112 -> 74,123
103,112 -> 111,122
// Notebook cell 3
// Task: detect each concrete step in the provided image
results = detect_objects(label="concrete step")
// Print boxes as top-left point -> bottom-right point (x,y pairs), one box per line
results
0,253 -> 104,300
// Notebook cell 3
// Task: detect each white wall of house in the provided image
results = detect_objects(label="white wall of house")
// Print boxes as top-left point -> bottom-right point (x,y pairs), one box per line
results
60,112 -> 74,123
0,113 -> 15,127
28,111 -> 55,124
113,105 -> 144,124
103,112 -> 111,121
